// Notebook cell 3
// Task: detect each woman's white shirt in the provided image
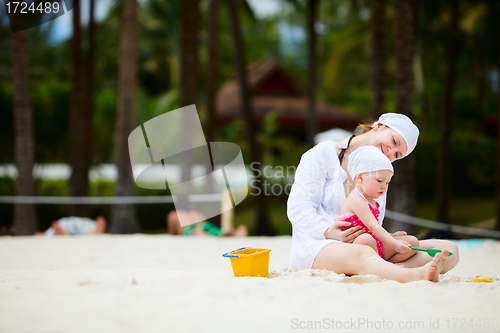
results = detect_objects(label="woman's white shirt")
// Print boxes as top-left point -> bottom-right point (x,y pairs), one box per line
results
287,140 -> 387,269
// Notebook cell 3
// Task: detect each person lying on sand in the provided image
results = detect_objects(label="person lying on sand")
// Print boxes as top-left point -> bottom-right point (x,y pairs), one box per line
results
35,216 -> 107,236
167,210 -> 247,237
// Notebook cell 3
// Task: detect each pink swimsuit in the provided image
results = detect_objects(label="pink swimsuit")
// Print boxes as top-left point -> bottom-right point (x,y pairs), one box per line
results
337,188 -> 385,258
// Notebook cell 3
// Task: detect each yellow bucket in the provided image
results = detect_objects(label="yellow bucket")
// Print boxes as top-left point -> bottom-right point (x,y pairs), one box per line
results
222,247 -> 271,277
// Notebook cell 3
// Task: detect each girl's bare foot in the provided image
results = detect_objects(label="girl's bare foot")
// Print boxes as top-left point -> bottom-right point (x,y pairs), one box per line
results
423,250 -> 448,282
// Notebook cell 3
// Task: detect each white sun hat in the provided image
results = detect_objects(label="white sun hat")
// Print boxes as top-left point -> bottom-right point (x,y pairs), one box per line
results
373,113 -> 419,158
348,146 -> 394,180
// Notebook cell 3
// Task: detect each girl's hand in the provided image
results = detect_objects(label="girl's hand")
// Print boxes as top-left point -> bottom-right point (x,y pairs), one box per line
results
391,231 -> 407,237
394,240 -> 411,253
324,220 -> 365,243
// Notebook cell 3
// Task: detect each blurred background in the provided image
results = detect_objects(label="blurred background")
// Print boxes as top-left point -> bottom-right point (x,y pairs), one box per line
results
1,0 -> 499,237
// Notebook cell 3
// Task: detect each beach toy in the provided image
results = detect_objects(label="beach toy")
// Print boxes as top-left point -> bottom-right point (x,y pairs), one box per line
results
410,247 -> 453,257
222,247 -> 271,277
473,277 -> 494,283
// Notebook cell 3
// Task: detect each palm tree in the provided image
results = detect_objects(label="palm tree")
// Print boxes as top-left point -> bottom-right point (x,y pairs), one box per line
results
84,0 -> 96,182
227,0 -> 273,235
496,23 -> 500,232
176,0 -> 200,212
387,0 -> 417,234
109,0 -> 141,233
68,0 -> 91,217
369,0 -> 387,120
179,0 -> 199,108
10,30 -> 37,235
306,0 -> 319,147
206,0 -> 219,145
204,0 -> 219,196
436,0 -> 458,224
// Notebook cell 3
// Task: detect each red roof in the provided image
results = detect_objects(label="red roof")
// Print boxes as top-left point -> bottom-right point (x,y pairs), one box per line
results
216,60 -> 363,130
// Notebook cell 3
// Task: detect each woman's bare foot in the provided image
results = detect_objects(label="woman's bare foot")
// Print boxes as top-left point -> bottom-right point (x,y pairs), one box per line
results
91,216 -> 107,234
423,250 -> 448,282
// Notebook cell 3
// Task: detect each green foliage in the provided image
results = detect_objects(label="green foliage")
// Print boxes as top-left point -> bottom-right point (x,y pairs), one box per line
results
416,197 -> 497,226
415,129 -> 496,200
218,109 -> 309,170
93,89 -> 117,163
140,0 -> 179,95
32,79 -> 70,162
257,109 -> 309,168
153,89 -> 180,117
1,0 -> 500,231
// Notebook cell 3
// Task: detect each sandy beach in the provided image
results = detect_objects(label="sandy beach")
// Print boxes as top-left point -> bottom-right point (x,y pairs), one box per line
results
1,234 -> 499,333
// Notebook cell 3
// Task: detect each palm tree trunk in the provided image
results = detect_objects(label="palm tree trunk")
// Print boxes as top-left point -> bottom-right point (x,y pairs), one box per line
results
69,0 -> 91,217
387,0 -> 417,234
306,0 -> 318,147
436,0 -> 458,224
109,0 -> 140,234
204,0 -> 219,195
496,27 -> 500,231
177,0 -> 200,211
84,0 -> 95,190
179,0 -> 199,108
10,30 -> 37,235
206,0 -> 219,145
227,0 -> 273,235
369,0 -> 387,120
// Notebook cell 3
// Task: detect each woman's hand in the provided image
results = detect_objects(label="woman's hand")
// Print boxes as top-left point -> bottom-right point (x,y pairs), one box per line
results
324,220 -> 365,243
391,231 -> 407,237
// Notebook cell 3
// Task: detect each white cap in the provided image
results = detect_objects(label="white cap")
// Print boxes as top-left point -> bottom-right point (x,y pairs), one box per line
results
348,146 -> 394,180
373,113 -> 419,157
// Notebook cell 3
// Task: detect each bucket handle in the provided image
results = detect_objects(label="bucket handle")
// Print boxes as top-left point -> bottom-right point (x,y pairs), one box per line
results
222,247 -> 249,258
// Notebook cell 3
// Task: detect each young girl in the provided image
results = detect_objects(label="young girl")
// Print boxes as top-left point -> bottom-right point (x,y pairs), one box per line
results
336,146 -> 419,262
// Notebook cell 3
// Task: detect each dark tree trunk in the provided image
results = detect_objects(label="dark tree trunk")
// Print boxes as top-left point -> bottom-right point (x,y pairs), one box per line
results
206,0 -> 218,144
369,0 -> 387,120
386,0 -> 417,234
84,0 -> 95,174
306,0 -> 318,147
68,0 -> 91,217
227,0 -> 273,235
83,0 -> 96,196
177,0 -> 200,210
496,25 -> 500,232
204,0 -> 219,195
109,0 -> 141,233
436,0 -> 458,224
179,0 -> 199,108
10,30 -> 37,235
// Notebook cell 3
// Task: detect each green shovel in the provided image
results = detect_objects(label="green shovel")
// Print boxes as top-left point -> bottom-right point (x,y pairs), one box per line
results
410,247 -> 453,257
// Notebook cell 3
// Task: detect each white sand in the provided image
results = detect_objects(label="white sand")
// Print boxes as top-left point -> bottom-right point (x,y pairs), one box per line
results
1,235 -> 499,333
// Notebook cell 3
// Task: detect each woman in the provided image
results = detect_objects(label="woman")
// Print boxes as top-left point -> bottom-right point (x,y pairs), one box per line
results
287,113 -> 459,282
